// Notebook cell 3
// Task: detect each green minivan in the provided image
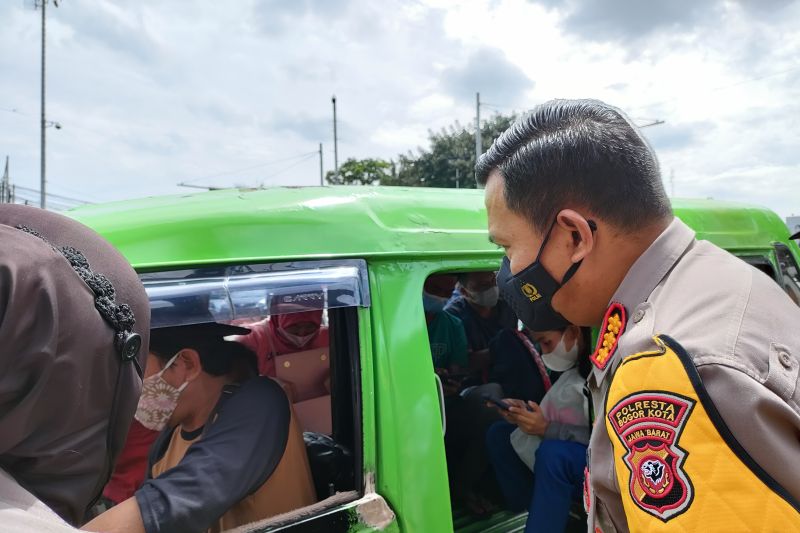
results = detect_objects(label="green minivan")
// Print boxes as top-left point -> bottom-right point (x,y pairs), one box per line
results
71,186 -> 800,533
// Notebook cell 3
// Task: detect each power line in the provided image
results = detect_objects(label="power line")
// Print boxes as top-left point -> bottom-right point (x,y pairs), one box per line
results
178,152 -> 318,190
0,107 -> 29,117
259,152 -> 318,184
180,151 -> 318,185
629,63 -> 800,113
14,185 -> 92,204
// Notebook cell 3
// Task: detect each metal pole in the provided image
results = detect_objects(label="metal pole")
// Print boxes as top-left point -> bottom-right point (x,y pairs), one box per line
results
455,168 -> 460,189
2,156 -> 9,203
319,142 -> 324,185
475,92 -> 482,165
331,95 -> 339,182
40,0 -> 47,209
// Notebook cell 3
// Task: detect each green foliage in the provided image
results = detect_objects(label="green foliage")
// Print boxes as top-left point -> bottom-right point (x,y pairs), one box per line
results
392,113 -> 517,189
325,157 -> 394,186
325,112 -> 516,189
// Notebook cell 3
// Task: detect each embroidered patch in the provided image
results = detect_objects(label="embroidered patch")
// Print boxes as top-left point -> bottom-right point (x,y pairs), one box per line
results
591,302 -> 626,370
607,391 -> 696,521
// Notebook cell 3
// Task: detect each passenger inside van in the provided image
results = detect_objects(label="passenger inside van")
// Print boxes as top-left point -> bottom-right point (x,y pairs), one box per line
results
486,325 -> 592,533
235,309 -> 329,377
235,307 -> 333,435
446,271 -> 518,379
84,321 -> 316,533
424,274 -> 469,392
425,274 -> 505,517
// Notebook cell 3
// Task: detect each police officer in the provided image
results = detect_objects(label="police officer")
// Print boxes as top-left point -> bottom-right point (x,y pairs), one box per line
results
479,99 -> 800,531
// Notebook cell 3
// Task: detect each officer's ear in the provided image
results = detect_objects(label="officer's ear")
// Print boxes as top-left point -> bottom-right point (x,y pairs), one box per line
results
556,209 -> 596,263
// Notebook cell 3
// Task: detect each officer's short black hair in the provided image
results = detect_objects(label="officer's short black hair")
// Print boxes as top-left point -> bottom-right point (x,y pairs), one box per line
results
476,99 -> 672,233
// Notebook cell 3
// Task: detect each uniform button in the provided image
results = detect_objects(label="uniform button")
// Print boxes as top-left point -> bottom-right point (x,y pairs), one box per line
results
632,309 -> 645,323
779,351 -> 793,369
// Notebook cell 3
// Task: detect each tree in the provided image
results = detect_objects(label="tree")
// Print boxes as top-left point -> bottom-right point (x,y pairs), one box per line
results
393,113 -> 517,189
325,158 -> 394,186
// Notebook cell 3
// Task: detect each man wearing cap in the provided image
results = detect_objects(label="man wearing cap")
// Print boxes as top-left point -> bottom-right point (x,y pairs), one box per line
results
0,205 -> 150,531
85,320 -> 316,533
480,99 -> 800,531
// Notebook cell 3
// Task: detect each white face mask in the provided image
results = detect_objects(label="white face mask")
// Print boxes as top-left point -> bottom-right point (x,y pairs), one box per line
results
280,329 -> 317,348
466,286 -> 500,308
134,353 -> 189,431
541,332 -> 580,372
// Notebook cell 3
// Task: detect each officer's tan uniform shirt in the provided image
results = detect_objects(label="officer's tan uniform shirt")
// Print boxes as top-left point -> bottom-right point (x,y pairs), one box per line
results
586,218 -> 800,532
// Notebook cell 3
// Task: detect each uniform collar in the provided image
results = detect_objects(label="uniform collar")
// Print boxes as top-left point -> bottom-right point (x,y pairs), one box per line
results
611,217 -> 695,311
590,217 -> 695,384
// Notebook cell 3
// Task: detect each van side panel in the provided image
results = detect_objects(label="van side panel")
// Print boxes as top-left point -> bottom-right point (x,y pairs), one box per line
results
367,257 -> 506,532
368,259 -> 452,532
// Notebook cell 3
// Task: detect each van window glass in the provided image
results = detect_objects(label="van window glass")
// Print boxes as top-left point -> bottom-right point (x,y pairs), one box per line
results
140,259 -> 368,327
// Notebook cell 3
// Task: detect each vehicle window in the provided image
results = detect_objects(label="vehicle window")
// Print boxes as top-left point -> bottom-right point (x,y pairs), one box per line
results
140,259 -> 366,527
773,244 -> 800,306
421,270 -> 587,530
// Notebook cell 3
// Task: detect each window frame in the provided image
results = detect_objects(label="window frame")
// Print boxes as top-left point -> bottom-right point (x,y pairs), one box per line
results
138,258 -> 384,530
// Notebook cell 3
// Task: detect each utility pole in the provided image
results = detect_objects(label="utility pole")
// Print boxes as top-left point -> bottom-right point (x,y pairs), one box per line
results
36,0 -> 59,210
1,156 -> 9,203
318,142 -> 324,186
39,0 -> 47,209
475,92 -> 482,166
331,95 -> 339,182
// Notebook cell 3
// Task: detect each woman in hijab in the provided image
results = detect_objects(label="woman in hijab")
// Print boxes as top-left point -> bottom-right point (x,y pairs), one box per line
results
0,205 -> 150,530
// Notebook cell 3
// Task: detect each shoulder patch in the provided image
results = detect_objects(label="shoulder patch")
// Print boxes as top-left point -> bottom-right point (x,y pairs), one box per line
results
591,302 -> 626,370
607,390 -> 696,521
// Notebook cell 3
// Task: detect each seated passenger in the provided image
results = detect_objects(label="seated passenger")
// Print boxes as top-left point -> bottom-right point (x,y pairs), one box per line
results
424,274 -> 469,392
486,325 -> 592,533
445,271 -> 518,379
236,310 -> 329,377
84,321 -> 316,533
425,275 -> 502,517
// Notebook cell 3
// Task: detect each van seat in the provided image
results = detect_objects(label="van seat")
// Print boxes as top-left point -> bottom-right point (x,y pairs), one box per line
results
293,395 -> 332,435
303,432 -> 354,501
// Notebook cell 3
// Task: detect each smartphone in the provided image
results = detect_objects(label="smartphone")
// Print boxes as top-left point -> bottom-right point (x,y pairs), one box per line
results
482,393 -> 511,411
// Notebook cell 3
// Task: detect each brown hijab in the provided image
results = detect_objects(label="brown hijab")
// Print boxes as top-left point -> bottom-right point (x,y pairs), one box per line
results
0,205 -> 150,525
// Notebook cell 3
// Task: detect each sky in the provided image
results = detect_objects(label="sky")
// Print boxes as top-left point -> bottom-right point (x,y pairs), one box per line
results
0,0 -> 798,217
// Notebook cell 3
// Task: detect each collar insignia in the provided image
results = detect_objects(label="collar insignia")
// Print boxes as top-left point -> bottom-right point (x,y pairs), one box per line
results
591,302 -> 626,370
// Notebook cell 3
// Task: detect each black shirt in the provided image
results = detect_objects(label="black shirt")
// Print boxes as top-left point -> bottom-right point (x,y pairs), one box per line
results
135,377 -> 290,533
445,296 -> 518,352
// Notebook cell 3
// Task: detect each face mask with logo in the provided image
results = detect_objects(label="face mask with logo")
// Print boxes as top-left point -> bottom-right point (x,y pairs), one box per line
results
541,330 -> 580,372
423,291 -> 449,314
496,218 -> 596,331
279,328 -> 317,348
466,285 -> 500,308
134,352 -> 188,431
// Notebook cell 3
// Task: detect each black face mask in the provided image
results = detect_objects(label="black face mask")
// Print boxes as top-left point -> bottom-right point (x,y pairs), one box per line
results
497,219 -> 595,331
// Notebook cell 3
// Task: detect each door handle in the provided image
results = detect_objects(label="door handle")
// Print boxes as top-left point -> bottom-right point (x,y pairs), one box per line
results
433,373 -> 446,436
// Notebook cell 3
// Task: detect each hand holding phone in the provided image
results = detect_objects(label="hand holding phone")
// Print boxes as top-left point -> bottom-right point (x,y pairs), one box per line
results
482,393 -> 512,411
